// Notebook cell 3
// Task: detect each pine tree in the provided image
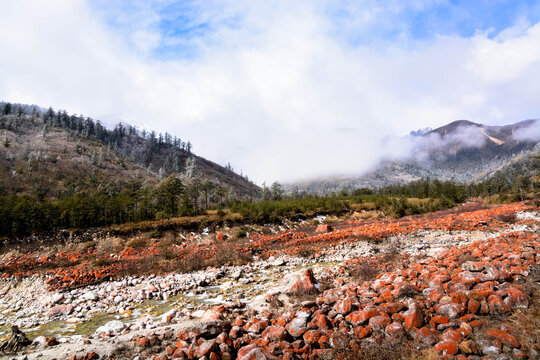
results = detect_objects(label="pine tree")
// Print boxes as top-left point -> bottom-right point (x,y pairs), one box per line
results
184,157 -> 196,178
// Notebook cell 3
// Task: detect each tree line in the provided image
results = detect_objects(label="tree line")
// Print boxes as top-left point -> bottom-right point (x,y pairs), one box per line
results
230,172 -> 538,224
0,175 -> 233,237
0,160 -> 536,237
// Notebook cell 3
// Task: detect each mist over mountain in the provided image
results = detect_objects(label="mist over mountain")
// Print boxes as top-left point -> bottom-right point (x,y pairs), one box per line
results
289,119 -> 540,194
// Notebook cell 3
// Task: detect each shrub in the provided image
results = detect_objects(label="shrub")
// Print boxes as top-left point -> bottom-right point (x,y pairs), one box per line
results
496,213 -> 517,224
297,247 -> 316,258
95,237 -> 123,256
235,227 -> 248,239
92,258 -> 113,267
127,237 -> 149,249
148,228 -> 163,239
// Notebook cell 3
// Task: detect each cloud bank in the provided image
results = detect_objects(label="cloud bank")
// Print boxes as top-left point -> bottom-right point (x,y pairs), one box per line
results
1,0 -> 540,183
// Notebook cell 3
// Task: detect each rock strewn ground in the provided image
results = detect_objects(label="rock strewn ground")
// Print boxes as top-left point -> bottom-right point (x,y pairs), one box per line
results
0,202 -> 538,359
0,203 -> 528,292
143,230 -> 538,360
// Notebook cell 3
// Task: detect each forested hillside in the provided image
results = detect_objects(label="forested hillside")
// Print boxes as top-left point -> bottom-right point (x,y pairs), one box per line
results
0,102 -> 260,236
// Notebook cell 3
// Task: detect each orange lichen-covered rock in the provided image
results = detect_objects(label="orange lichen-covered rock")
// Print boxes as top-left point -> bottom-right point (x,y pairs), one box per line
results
504,288 -> 529,309
333,297 -> 354,315
135,336 -> 150,348
237,343 -> 275,360
285,317 -> 307,337
415,327 -> 439,345
354,325 -> 372,339
261,326 -> 288,342
303,330 -> 322,345
368,315 -> 391,332
194,339 -> 218,358
385,322 -> 405,338
434,340 -> 459,355
403,303 -> 423,329
436,303 -> 464,319
486,329 -> 521,348
487,295 -> 511,315
315,224 -> 333,233
285,269 -> 320,295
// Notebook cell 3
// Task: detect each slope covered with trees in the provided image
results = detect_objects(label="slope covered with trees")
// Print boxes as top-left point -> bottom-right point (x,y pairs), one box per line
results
0,102 -> 260,236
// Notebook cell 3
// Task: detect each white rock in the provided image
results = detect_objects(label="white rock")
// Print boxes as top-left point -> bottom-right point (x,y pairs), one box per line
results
161,309 -> 177,323
84,292 -> 98,301
95,320 -> 125,334
192,309 -> 206,318
33,336 -> 48,347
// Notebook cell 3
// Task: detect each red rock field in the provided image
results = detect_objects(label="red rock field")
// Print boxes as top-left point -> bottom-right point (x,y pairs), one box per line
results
0,201 -> 539,359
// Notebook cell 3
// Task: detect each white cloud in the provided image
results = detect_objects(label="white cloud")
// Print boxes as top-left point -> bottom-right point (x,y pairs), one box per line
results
513,120 -> 540,142
1,0 -> 540,183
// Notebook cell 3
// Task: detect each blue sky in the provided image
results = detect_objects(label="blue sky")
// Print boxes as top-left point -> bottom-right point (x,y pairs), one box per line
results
1,0 -> 540,182
400,0 -> 540,38
92,0 -> 540,58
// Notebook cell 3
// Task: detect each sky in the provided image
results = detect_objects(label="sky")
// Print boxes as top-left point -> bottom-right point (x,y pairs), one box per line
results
1,0 -> 540,184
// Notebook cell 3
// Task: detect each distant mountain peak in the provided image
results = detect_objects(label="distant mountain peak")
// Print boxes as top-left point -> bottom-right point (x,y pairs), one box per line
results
427,120 -> 481,137
409,127 -> 432,137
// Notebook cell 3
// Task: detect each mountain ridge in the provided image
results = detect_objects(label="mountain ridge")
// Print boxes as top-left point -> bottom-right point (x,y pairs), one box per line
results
288,118 -> 540,194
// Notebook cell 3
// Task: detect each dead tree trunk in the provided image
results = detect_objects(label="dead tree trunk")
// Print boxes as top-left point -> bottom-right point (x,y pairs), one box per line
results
0,326 -> 32,353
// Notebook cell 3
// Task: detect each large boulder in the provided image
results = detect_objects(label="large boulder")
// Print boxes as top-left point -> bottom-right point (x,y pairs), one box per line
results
251,268 -> 320,312
283,269 -> 320,295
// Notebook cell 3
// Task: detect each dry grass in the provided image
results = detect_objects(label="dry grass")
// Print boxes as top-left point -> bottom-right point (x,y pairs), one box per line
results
126,237 -> 149,249
333,338 -> 413,360
408,349 -> 439,360
297,247 -> 317,259
212,242 -> 252,267
94,237 -> 123,256
113,213 -> 244,234
155,232 -> 181,248
347,260 -> 381,282
118,237 -> 254,276
350,202 -> 377,211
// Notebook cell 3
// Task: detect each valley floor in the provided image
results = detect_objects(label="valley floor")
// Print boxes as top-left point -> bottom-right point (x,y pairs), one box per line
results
0,202 -> 538,359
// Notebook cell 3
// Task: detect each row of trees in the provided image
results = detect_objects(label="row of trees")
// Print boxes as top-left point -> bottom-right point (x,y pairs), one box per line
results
0,175 -> 232,236
0,171 -> 536,237
230,172 -> 538,224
